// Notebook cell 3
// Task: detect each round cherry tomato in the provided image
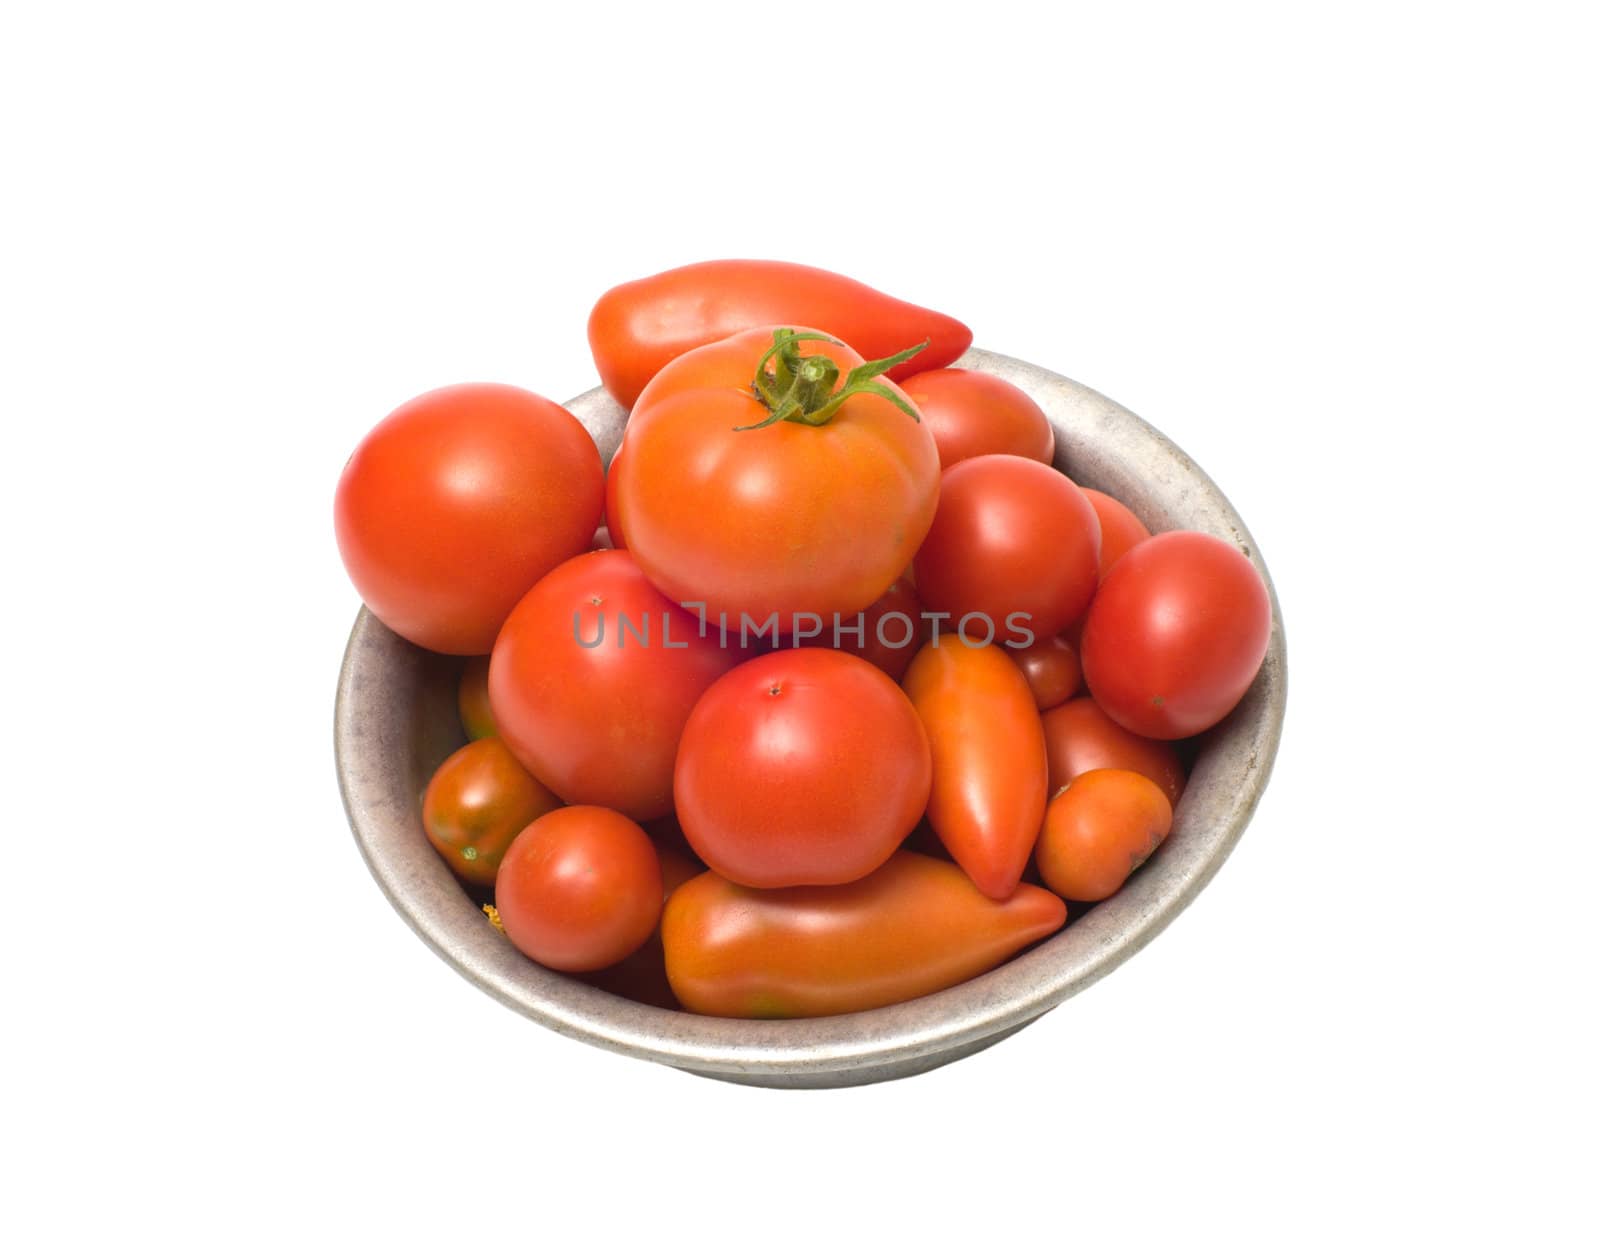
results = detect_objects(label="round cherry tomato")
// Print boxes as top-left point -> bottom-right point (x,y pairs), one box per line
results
1035,769 -> 1173,901
489,549 -> 742,821
613,326 -> 940,625
1082,531 -> 1271,739
675,649 -> 931,888
457,657 -> 496,740
914,454 -> 1101,644
421,738 -> 561,889
334,383 -> 603,654
1081,488 -> 1151,580
495,806 -> 663,972
900,368 -> 1055,469
1008,634 -> 1082,710
1042,696 -> 1186,807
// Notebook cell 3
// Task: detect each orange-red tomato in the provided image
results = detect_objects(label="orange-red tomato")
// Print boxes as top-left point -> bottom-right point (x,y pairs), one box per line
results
662,852 -> 1067,1018
914,454 -> 1101,645
602,438 -> 629,550
421,738 -> 561,889
489,549 -> 742,821
1041,696 -> 1186,807
903,638 -> 1048,900
495,806 -> 663,972
612,326 -> 940,626
900,368 -> 1055,469
1035,769 -> 1173,901
334,383 -> 603,655
1081,487 -> 1151,580
457,657 -> 496,740
675,649 -> 931,888
1008,634 -> 1082,710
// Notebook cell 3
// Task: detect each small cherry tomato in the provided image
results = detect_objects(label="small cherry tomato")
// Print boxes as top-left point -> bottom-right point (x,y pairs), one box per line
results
421,738 -> 561,889
1082,531 -> 1271,739
899,368 -> 1055,469
675,649 -> 931,888
457,656 -> 496,740
1081,488 -> 1151,580
1042,696 -> 1186,807
1035,769 -> 1173,901
1008,634 -> 1082,710
914,454 -> 1101,644
495,806 -> 663,972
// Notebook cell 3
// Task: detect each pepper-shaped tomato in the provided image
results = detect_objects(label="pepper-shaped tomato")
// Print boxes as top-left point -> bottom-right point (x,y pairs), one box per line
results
902,638 -> 1049,900
588,260 -> 972,409
662,852 -> 1067,1018
613,327 -> 941,626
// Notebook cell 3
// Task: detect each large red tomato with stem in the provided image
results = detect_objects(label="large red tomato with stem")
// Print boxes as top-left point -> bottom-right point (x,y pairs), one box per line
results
612,327 -> 941,627
334,383 -> 603,654
1081,531 -> 1272,739
489,549 -> 742,821
675,649 -> 931,889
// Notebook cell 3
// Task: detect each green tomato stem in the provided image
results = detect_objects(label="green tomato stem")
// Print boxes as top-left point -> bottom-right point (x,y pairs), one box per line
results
738,328 -> 927,431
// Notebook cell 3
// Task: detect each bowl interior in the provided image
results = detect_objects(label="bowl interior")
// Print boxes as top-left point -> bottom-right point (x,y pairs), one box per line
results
335,348 -> 1286,1084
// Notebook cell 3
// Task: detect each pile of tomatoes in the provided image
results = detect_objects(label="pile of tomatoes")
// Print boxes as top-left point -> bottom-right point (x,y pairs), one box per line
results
335,260 -> 1272,1019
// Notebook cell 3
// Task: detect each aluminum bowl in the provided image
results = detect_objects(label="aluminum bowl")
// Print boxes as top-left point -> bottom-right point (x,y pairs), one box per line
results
334,349 -> 1287,1088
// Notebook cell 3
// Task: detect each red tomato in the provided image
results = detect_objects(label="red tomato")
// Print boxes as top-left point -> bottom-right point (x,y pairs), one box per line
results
914,454 -> 1101,645
792,575 -> 928,682
675,649 -> 931,888
334,383 -> 603,654
1036,769 -> 1173,901
612,326 -> 940,626
1081,488 -> 1152,580
456,656 -> 496,740
900,368 -> 1055,469
495,806 -> 663,972
581,844 -> 704,1009
421,738 -> 562,888
1008,634 -> 1082,710
1081,531 -> 1271,739
1042,696 -> 1186,807
602,438 -> 629,550
488,549 -> 742,821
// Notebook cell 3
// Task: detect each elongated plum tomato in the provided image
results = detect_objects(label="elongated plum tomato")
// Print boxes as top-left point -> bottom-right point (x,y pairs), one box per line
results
662,852 -> 1067,1018
495,806 -> 662,973
613,327 -> 940,625
675,649 -> 931,888
1035,769 -> 1174,902
1081,488 -> 1151,580
1042,696 -> 1186,807
334,383 -> 603,654
899,368 -> 1055,469
1082,531 -> 1271,739
421,738 -> 562,888
489,549 -> 741,821
914,454 -> 1101,644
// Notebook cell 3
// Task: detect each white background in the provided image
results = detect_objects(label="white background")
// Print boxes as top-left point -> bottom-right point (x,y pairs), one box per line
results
3,3 -> 1596,1246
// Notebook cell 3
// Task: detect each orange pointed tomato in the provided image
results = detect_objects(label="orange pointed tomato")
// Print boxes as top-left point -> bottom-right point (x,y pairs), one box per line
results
612,327 -> 941,627
1081,488 -> 1151,580
902,638 -> 1049,900
421,737 -> 562,888
662,852 -> 1067,1018
1036,769 -> 1174,901
899,368 -> 1055,469
588,260 -> 972,409
1042,696 -> 1187,808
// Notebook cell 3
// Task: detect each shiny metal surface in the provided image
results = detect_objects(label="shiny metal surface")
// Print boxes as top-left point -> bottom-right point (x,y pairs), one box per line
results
334,349 -> 1287,1087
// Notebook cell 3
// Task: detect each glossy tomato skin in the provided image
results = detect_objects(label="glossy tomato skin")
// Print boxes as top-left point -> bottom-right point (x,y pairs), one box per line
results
1036,769 -> 1174,901
614,327 -> 940,626
495,807 -> 663,972
1042,696 -> 1186,807
489,549 -> 742,821
334,383 -> 603,654
914,454 -> 1101,645
581,845 -> 704,1009
792,575 -> 927,682
457,656 -> 496,740
675,649 -> 931,888
1081,488 -> 1152,580
422,738 -> 561,889
602,437 -> 629,550
1008,634 -> 1083,710
900,368 -> 1055,469
1082,531 -> 1271,739
588,260 -> 972,409
662,852 -> 1067,1018
903,638 -> 1049,900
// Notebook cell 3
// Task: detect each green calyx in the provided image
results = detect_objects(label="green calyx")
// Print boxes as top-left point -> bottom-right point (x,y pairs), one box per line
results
738,328 -> 926,431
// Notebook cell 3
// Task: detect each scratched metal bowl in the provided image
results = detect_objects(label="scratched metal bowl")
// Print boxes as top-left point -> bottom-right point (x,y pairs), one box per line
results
334,349 -> 1287,1088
